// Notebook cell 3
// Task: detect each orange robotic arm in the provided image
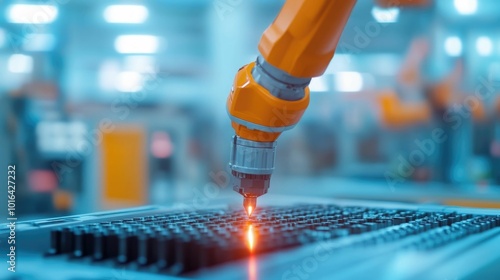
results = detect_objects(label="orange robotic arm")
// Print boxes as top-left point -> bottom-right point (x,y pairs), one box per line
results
259,0 -> 357,78
227,0 -> 357,214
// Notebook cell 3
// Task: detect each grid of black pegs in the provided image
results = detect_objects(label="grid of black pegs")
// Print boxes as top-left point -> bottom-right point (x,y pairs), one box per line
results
47,205 -> 500,274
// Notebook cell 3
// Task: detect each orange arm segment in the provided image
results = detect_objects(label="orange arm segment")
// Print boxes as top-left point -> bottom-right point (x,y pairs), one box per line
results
228,0 -> 356,142
259,0 -> 357,78
379,90 -> 431,128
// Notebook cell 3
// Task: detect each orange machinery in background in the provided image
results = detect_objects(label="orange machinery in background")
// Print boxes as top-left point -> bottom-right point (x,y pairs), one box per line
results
101,126 -> 148,209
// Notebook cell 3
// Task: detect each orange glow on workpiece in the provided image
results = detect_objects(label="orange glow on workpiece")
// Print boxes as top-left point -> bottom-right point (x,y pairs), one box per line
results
246,224 -> 255,252
246,224 -> 258,280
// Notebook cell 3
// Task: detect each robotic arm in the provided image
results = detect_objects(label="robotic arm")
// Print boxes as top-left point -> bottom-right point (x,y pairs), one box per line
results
226,0 -> 357,215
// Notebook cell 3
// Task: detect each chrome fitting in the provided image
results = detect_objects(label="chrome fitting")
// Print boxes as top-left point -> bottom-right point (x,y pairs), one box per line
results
229,136 -> 276,197
251,55 -> 311,101
229,135 -> 276,175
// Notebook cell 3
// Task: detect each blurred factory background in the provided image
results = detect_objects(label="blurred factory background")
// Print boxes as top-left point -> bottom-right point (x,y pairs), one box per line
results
1,0 -> 500,218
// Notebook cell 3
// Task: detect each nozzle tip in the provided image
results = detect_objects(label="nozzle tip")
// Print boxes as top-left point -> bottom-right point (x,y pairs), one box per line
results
243,197 -> 257,217
247,205 -> 253,217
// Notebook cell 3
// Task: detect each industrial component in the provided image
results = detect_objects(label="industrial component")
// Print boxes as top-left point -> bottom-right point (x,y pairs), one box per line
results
226,0 -> 357,214
229,136 -> 275,213
46,204 -> 500,275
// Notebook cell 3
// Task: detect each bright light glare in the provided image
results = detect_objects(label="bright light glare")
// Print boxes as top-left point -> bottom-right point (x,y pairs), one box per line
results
476,36 -> 493,56
247,206 -> 253,217
309,77 -> 329,92
115,35 -> 159,54
98,60 -> 120,91
246,225 -> 255,252
454,0 -> 478,15
371,6 -> 399,23
124,55 -> 155,72
23,34 -> 56,51
8,54 -> 33,73
444,36 -> 462,57
7,4 -> 58,24
116,71 -> 143,92
104,5 -> 148,24
151,132 -> 174,158
334,72 -> 363,92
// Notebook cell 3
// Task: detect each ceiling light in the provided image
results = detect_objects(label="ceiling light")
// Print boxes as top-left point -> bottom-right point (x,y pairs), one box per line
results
444,36 -> 462,57
8,54 -> 33,73
124,55 -> 155,72
98,60 -> 120,92
476,36 -> 493,56
116,71 -> 144,92
309,77 -> 329,92
334,72 -> 363,92
371,6 -> 399,23
454,0 -> 477,15
7,4 -> 58,24
104,5 -> 148,24
115,35 -> 159,54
